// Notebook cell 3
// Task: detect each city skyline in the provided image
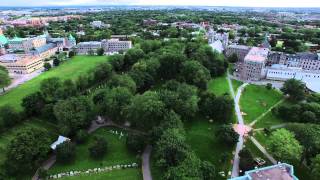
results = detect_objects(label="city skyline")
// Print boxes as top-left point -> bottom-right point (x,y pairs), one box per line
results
1,0 -> 320,8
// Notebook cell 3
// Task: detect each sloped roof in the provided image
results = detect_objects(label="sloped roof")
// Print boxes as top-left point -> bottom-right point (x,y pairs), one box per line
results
0,34 -> 8,45
50,136 -> 70,150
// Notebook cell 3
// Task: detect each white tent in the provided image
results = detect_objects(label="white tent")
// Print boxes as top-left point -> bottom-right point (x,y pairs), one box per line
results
50,136 -> 70,150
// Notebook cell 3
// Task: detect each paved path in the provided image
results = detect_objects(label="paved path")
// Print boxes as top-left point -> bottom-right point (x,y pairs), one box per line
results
249,99 -> 285,127
33,118 -> 146,180
229,72 -> 248,178
250,137 -> 277,165
270,123 -> 288,130
142,145 -> 152,180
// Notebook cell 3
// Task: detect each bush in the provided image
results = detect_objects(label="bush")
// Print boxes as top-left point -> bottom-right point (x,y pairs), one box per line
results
89,136 -> 108,159
126,134 -> 145,153
38,168 -> 48,179
76,130 -> 89,144
56,141 -> 75,164
266,83 -> 272,90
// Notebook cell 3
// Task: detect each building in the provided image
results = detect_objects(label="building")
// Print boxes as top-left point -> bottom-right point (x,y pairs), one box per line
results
279,52 -> 320,71
226,45 -> 251,62
30,43 -> 58,59
90,21 -> 105,28
210,40 -> 224,53
0,29 -> 8,45
240,47 -> 269,81
207,29 -> 229,48
8,36 -> 46,53
76,41 -> 101,55
0,54 -> 43,74
143,19 -> 158,26
229,163 -> 298,180
101,39 -> 132,53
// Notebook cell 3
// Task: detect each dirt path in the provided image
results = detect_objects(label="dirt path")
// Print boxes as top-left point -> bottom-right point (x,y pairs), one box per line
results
142,145 -> 152,180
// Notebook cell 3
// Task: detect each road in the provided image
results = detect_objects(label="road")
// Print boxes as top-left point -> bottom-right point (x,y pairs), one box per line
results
142,145 -> 152,180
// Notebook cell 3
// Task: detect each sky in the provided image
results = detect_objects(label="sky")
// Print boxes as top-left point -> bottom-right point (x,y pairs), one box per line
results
1,0 -> 320,7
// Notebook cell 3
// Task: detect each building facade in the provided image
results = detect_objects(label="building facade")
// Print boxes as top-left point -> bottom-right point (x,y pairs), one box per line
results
0,54 -> 43,74
226,45 -> 251,62
240,47 -> 269,81
76,41 -> 102,55
101,39 -> 132,53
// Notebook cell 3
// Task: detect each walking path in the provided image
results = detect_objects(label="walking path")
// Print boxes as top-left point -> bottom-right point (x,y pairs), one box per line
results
229,71 -> 248,177
33,118 -> 148,180
249,99 -> 285,127
250,137 -> 277,165
142,145 -> 152,180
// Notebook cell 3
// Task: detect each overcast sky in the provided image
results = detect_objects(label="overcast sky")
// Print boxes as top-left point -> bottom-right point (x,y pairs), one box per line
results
1,0 -> 320,7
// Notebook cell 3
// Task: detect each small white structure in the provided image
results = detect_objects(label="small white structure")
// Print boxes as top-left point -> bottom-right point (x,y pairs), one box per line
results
50,136 -> 71,150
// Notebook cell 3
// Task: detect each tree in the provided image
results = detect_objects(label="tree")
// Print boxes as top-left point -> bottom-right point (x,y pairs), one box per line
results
126,134 -> 145,153
44,62 -> 52,71
155,128 -> 189,168
0,66 -> 11,92
200,161 -> 215,180
54,79 -> 78,100
301,111 -> 317,123
267,129 -> 303,163
109,54 -> 124,71
96,48 -> 105,56
4,128 -> 51,175
239,149 -> 255,172
89,136 -> 108,159
56,141 -> 76,164
180,60 -> 210,89
21,91 -> 45,117
227,53 -> 239,63
281,79 -> 306,101
53,58 -> 60,67
53,96 -> 92,135
0,105 -> 21,128
123,48 -> 145,70
40,77 -> 62,102
211,95 -> 234,122
216,125 -> 238,144
158,53 -> 186,80
100,87 -> 133,123
93,62 -> 113,83
76,130 -> 89,144
311,154 -> 320,179
124,91 -> 166,130
107,74 -> 136,93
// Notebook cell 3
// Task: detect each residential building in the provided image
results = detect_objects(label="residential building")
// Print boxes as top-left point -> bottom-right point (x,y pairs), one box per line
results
240,47 -> 269,81
207,29 -> 229,48
76,41 -> 101,55
0,54 -> 43,74
229,163 -> 298,180
90,21 -> 104,28
143,19 -> 158,26
101,39 -> 132,53
226,45 -> 251,62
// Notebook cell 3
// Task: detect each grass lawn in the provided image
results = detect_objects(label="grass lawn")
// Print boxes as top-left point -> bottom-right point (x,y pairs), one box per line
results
253,111 -> 284,129
0,119 -> 58,176
185,119 -> 234,178
49,127 -> 139,175
59,168 -> 142,180
208,74 -> 230,96
240,85 -> 283,124
0,56 -> 108,110
231,79 -> 243,93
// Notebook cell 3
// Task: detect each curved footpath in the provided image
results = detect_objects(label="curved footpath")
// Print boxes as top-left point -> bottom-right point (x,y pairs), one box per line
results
142,145 -> 152,180
33,119 -> 150,180
228,72 -> 248,178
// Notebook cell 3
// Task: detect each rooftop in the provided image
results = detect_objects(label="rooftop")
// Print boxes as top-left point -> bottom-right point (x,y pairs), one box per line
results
229,44 -> 251,50
245,47 -> 269,63
230,163 -> 298,180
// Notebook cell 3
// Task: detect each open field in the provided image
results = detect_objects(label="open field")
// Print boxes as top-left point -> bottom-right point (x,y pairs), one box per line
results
240,85 -> 283,124
0,56 -> 108,110
185,119 -> 234,178
49,127 -> 139,176
59,168 -> 142,180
